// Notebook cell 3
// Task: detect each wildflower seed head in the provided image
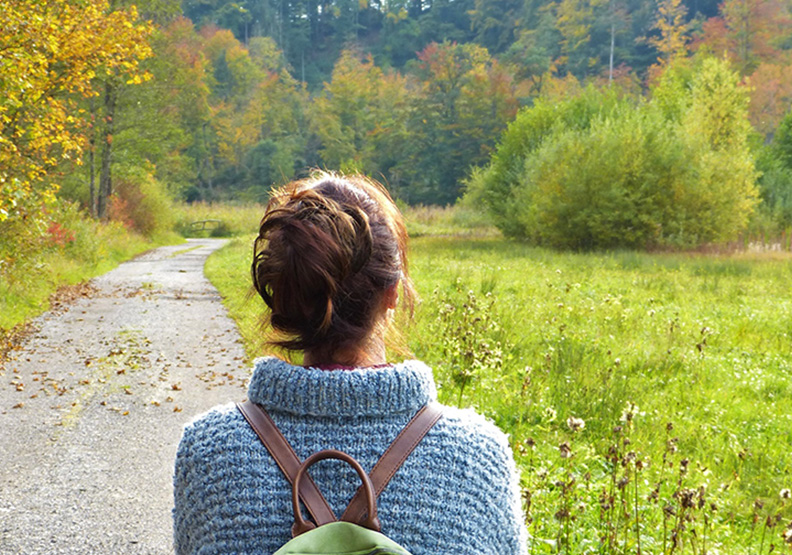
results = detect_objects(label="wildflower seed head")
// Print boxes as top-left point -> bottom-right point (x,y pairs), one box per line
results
780,488 -> 791,500
566,416 -> 586,432
559,441 -> 572,459
622,451 -> 637,467
678,488 -> 697,509
648,489 -> 659,502
620,402 -> 638,423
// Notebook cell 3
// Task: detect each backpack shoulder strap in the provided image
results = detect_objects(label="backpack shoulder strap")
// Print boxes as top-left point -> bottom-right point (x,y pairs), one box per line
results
236,401 -> 336,526
341,402 -> 443,524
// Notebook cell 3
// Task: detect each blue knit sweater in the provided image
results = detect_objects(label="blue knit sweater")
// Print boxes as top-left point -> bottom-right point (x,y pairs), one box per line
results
173,357 -> 528,555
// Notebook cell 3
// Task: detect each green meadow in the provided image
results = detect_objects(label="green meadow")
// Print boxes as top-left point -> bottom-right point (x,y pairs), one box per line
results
206,225 -> 792,554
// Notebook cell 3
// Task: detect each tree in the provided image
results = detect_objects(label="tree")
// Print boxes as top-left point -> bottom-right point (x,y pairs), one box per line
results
0,0 -> 152,223
746,62 -> 792,137
310,50 -> 387,170
399,42 -> 518,204
554,0 -> 597,77
84,15 -> 210,201
309,49 -> 414,191
695,0 -> 790,75
469,0 -> 525,53
648,0 -> 689,68
194,28 -> 307,200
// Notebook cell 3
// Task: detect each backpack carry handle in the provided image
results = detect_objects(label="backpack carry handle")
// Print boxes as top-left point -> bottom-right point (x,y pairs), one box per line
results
291,449 -> 381,537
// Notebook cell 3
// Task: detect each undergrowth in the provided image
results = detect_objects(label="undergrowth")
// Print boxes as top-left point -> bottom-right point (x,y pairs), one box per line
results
0,200 -> 175,333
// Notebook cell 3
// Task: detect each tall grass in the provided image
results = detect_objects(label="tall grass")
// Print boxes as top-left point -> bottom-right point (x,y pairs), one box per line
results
400,203 -> 499,237
172,202 -> 266,238
0,201 -> 176,333
173,201 -> 497,239
206,233 -> 792,554
409,238 -> 792,553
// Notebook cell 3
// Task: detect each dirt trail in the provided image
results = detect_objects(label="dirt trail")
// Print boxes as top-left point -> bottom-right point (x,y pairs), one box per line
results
0,239 -> 249,554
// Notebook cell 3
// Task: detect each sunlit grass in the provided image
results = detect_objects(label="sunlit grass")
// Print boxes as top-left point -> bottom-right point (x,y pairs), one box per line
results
205,231 -> 792,553
0,203 -> 176,332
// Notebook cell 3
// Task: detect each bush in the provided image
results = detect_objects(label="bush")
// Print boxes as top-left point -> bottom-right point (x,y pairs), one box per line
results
109,173 -> 173,238
0,199 -> 151,331
466,87 -> 625,238
470,57 -> 759,250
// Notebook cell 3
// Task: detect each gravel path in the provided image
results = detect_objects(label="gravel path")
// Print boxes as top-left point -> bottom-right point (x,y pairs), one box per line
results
0,239 -> 250,554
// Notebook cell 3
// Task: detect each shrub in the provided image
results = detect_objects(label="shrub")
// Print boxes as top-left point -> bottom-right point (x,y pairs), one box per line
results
465,86 -> 626,238
471,57 -> 759,250
109,173 -> 173,237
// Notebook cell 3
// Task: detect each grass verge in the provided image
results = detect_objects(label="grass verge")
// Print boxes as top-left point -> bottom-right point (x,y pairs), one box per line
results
0,201 -> 181,337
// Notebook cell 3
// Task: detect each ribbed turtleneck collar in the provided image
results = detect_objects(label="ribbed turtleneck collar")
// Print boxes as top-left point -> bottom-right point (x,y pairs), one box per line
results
246,357 -> 438,417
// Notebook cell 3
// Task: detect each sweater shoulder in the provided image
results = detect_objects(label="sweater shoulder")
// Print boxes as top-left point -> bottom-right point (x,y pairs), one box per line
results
175,403 -> 247,459
433,404 -> 513,457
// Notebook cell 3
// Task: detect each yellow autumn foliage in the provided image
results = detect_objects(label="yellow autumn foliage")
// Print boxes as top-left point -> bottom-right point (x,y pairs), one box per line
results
0,0 -> 153,222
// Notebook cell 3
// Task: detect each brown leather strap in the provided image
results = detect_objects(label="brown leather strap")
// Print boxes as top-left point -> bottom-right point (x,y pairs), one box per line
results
292,450 -> 381,536
341,402 -> 443,524
236,401 -> 336,526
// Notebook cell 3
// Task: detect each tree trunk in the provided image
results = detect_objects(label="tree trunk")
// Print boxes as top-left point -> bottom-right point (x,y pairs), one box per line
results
89,96 -> 97,218
97,80 -> 117,220
609,21 -> 615,84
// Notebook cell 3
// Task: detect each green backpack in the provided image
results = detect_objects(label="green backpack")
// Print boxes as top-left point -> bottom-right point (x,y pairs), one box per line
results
237,402 -> 443,555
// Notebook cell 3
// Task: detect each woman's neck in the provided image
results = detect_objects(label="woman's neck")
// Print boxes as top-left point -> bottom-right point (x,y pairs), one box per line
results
304,327 -> 387,368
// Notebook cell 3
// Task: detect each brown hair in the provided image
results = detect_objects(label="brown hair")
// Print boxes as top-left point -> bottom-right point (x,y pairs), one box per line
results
252,172 -> 415,360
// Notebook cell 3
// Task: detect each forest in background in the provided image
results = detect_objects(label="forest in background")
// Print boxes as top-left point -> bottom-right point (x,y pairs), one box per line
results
2,0 -> 792,256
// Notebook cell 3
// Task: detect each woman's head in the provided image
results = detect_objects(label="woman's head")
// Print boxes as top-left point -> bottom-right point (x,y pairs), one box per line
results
252,172 -> 414,363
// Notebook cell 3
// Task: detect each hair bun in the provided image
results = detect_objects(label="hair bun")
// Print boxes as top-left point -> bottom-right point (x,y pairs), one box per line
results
251,173 -> 414,360
345,207 -> 373,275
